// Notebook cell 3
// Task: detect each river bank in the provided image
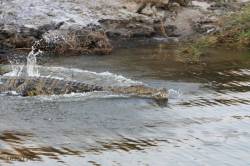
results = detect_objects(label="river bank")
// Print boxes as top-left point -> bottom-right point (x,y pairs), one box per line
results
1,0 -> 249,62
177,2 -> 250,63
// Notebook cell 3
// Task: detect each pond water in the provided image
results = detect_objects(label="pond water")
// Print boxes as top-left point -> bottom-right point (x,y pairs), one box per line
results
0,43 -> 250,166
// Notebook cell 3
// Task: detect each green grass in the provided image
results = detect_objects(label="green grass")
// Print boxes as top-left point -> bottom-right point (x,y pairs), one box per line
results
177,36 -> 217,63
177,4 -> 250,63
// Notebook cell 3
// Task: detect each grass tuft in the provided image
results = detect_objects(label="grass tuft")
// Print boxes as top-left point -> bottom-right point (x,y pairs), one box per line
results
177,4 -> 250,63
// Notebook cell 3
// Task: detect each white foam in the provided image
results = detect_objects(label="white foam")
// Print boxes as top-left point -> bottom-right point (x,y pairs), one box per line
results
27,47 -> 42,77
3,65 -> 24,77
168,89 -> 182,99
5,43 -> 42,77
1,91 -> 19,96
3,64 -> 143,88
39,75 -> 64,80
42,66 -> 143,85
37,91 -> 128,101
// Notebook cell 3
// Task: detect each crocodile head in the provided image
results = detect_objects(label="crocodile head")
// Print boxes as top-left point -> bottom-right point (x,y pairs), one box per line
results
152,88 -> 168,99
151,88 -> 168,106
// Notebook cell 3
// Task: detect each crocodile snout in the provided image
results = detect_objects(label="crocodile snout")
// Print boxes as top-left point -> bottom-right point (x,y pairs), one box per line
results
153,88 -> 168,103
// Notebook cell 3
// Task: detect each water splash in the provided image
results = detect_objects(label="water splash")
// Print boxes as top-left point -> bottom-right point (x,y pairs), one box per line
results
4,42 -> 42,77
7,61 -> 24,77
168,89 -> 182,99
26,46 -> 42,77
4,55 -> 25,76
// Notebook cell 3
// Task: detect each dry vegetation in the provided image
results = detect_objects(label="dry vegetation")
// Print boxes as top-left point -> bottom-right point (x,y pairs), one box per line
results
62,30 -> 112,55
177,4 -> 250,63
35,30 -> 113,56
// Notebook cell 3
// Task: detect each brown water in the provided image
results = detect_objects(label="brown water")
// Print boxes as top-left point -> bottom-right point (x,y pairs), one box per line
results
0,44 -> 250,166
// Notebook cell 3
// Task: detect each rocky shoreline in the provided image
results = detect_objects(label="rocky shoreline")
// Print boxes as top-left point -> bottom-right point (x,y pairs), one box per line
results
0,0 -> 249,62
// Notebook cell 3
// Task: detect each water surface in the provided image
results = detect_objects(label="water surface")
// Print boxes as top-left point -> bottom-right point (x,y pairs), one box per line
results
0,44 -> 250,165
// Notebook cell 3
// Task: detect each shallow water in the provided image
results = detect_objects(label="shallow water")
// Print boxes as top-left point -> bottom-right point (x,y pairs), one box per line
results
0,44 -> 250,166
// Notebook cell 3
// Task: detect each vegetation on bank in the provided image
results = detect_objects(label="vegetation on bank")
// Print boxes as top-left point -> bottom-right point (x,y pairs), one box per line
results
178,4 -> 250,62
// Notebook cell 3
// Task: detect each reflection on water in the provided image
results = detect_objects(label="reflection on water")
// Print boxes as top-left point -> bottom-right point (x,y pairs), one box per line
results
0,44 -> 250,165
0,131 -> 82,163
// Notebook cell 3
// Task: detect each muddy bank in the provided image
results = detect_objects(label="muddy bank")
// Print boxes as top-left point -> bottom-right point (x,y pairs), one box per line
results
0,0 -> 249,61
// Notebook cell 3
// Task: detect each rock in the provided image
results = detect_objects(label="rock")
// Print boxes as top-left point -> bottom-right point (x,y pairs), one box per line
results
172,0 -> 191,6
0,25 -> 16,40
0,22 -> 65,49
153,22 -> 179,37
100,19 -> 155,38
193,17 -> 219,34
208,1 -> 241,11
0,0 -> 245,55
33,29 -> 112,56
37,22 -> 64,37
138,3 -> 156,16
195,24 -> 218,34
134,0 -> 189,15
168,2 -> 181,12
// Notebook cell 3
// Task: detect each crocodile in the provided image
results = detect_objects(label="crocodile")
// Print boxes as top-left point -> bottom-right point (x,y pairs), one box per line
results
0,76 -> 168,103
